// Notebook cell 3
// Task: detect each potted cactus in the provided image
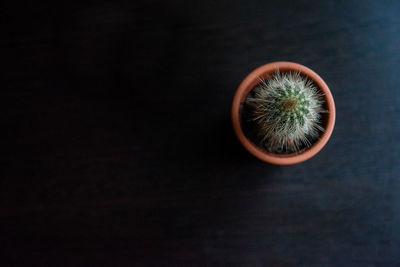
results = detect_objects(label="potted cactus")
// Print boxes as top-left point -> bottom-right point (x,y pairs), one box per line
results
231,62 -> 335,165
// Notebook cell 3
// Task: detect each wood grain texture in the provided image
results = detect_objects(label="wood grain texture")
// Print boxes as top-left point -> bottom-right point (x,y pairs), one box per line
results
2,0 -> 400,265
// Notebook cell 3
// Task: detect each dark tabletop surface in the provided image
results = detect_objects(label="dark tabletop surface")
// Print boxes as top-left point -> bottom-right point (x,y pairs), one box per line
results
2,0 -> 400,265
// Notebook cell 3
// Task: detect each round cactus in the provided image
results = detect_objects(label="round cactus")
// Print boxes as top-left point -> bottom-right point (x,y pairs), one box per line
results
246,71 -> 326,153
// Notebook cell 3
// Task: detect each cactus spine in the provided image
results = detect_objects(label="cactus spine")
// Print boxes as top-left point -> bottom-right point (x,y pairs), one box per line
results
246,71 -> 326,153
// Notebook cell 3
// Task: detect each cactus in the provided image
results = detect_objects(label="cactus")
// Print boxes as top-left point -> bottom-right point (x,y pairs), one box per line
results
246,71 -> 326,153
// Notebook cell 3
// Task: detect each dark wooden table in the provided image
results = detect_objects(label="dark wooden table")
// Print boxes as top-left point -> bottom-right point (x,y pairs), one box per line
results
3,0 -> 400,265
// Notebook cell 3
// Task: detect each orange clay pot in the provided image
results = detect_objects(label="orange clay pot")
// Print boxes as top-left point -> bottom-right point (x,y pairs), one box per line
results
231,62 -> 335,165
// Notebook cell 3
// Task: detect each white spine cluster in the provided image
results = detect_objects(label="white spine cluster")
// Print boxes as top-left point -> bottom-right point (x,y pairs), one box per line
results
246,71 -> 326,153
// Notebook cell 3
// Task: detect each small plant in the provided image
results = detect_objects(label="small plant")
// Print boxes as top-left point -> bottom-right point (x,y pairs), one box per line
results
246,71 -> 326,154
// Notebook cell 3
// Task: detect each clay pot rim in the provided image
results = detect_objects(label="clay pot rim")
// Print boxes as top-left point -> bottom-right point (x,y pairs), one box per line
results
231,61 -> 336,165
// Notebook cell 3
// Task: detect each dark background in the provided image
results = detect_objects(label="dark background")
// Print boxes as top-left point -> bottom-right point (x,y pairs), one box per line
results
2,0 -> 400,265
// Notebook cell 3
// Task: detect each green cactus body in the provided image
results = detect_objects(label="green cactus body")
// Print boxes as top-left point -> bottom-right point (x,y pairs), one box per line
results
246,71 -> 326,153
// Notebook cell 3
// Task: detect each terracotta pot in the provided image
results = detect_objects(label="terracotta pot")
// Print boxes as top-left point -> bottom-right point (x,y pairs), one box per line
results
231,62 -> 335,165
